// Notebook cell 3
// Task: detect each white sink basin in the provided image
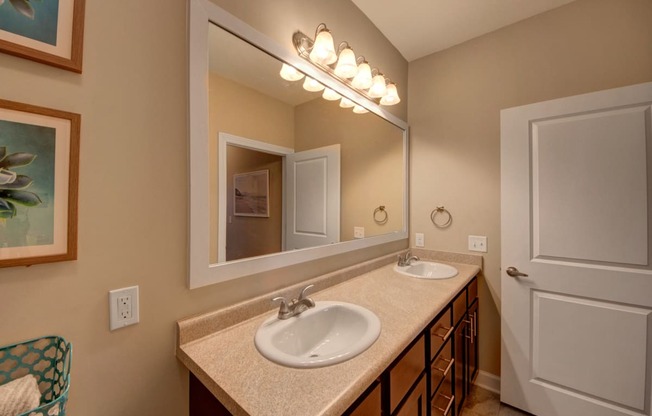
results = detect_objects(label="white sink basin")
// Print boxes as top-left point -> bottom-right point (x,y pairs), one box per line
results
254,301 -> 381,368
394,261 -> 458,279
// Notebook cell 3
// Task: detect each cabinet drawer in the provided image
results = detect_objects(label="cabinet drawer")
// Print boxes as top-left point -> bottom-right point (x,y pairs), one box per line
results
431,369 -> 454,416
430,338 -> 453,395
429,307 -> 452,358
390,335 -> 425,413
452,289 -> 467,325
468,277 -> 478,304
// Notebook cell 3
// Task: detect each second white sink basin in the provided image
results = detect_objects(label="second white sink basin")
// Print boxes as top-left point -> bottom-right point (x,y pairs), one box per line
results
254,301 -> 381,368
394,261 -> 458,279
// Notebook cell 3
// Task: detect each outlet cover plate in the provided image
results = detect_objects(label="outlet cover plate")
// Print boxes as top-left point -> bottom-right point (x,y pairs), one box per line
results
415,233 -> 425,247
109,286 -> 139,330
468,235 -> 488,253
353,226 -> 365,239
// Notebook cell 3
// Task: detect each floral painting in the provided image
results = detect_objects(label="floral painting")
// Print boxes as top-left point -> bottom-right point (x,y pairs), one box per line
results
0,0 -> 84,72
0,99 -> 79,268
0,120 -> 55,248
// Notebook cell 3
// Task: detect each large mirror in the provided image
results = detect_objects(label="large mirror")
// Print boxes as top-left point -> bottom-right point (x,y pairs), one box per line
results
189,0 -> 409,289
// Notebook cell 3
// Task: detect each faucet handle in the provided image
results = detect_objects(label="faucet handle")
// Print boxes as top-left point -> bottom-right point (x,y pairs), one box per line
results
298,284 -> 314,301
272,296 -> 290,315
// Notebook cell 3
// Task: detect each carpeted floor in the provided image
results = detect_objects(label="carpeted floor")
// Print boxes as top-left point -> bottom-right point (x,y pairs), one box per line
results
460,385 -> 533,416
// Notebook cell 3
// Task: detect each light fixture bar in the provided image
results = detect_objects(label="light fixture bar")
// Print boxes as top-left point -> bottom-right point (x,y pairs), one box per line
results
292,30 -> 388,104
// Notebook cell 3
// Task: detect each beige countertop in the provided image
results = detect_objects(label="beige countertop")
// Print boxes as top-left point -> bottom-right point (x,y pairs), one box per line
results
177,251 -> 481,416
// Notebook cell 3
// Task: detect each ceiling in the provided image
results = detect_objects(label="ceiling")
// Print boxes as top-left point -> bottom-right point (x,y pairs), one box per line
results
351,0 -> 577,61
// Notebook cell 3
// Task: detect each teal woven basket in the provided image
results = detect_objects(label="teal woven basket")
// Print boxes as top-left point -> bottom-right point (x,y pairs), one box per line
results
0,336 -> 72,416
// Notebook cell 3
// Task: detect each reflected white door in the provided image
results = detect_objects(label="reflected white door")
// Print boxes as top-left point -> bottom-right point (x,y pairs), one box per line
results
501,82 -> 652,416
285,144 -> 340,250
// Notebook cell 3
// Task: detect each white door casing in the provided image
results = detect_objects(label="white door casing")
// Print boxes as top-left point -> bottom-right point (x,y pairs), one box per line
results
285,144 -> 341,250
501,82 -> 652,416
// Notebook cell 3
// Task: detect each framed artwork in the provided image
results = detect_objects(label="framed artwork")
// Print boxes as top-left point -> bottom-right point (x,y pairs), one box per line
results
233,169 -> 269,217
0,99 -> 80,267
0,0 -> 85,72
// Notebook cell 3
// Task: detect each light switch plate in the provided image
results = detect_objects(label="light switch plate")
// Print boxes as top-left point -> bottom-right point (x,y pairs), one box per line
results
354,226 -> 365,239
109,286 -> 139,330
468,235 -> 487,252
415,233 -> 424,247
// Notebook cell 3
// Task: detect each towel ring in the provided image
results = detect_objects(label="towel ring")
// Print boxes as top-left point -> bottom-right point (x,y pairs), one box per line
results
374,206 -> 388,225
431,206 -> 452,228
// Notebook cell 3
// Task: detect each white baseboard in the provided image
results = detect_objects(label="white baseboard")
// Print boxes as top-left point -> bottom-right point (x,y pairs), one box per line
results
473,370 -> 501,395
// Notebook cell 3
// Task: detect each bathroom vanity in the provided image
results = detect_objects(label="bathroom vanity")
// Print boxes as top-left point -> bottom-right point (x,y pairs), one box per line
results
177,250 -> 481,416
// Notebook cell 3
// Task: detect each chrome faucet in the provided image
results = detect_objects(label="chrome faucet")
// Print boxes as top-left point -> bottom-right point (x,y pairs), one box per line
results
272,284 -> 316,320
397,250 -> 420,267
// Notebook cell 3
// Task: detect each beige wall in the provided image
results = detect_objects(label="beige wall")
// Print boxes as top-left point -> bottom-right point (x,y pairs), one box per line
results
295,98 -> 405,240
209,73 -> 294,263
226,147 -> 283,261
0,1 -> 407,415
408,0 -> 652,377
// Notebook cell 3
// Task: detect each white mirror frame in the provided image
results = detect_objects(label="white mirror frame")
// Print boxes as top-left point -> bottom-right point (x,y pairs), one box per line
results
188,0 -> 409,289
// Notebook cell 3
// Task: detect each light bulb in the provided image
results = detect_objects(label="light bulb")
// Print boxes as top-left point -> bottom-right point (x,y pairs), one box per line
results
353,105 -> 368,114
334,47 -> 358,79
339,97 -> 355,108
368,74 -> 387,98
302,77 -> 324,92
380,83 -> 401,106
279,63 -> 305,81
309,28 -> 337,65
351,62 -> 372,89
322,88 -> 341,101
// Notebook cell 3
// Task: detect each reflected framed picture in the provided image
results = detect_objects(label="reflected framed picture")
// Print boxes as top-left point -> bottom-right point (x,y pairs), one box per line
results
0,0 -> 85,72
0,99 -> 80,267
233,169 -> 269,218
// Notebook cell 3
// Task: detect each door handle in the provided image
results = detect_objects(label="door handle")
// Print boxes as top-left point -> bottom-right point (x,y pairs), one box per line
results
506,266 -> 528,277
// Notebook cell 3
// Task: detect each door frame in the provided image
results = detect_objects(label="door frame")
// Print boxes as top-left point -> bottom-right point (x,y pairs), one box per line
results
218,132 -> 293,262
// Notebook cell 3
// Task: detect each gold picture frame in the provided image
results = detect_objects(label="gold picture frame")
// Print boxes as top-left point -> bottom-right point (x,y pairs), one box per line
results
0,0 -> 85,72
0,99 -> 80,267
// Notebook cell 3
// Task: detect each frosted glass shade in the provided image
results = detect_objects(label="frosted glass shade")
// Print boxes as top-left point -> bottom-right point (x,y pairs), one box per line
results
368,74 -> 387,98
380,83 -> 401,105
279,63 -> 305,81
309,29 -> 337,65
322,88 -> 341,101
352,62 -> 373,89
353,105 -> 368,114
303,77 -> 324,92
334,47 -> 358,79
339,97 -> 355,108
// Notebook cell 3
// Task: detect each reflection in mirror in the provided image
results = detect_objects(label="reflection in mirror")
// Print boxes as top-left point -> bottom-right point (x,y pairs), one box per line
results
208,23 -> 405,264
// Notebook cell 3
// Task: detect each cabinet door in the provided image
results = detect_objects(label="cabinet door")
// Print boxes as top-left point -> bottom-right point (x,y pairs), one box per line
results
454,319 -> 468,415
348,382 -> 381,416
467,300 -> 479,388
395,375 -> 427,416
390,336 -> 425,413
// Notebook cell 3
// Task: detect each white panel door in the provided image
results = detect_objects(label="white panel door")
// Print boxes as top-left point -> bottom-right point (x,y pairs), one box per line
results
285,144 -> 340,250
501,82 -> 652,416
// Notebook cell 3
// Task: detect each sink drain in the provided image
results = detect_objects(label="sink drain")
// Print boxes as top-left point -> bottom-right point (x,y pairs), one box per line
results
309,354 -> 319,358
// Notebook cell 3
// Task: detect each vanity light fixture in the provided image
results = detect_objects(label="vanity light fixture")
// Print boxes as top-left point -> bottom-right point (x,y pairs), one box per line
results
291,23 -> 401,107
339,97 -> 355,108
351,58 -> 373,90
322,87 -> 341,101
353,105 -> 369,114
333,42 -> 358,79
308,24 -> 337,65
279,63 -> 305,81
303,76 -> 325,92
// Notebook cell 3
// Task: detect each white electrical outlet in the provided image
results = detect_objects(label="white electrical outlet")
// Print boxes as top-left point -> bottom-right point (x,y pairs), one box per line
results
109,286 -> 139,330
415,233 -> 425,247
468,235 -> 488,253
354,226 -> 365,239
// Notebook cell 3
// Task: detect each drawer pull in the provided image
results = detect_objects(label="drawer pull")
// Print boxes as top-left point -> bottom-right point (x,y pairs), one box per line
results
432,325 -> 453,341
433,357 -> 454,376
434,394 -> 455,416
